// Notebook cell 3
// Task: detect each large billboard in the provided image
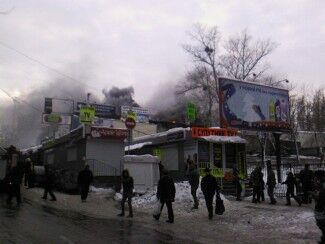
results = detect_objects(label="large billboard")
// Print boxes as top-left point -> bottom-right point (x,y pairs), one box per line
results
219,78 -> 291,131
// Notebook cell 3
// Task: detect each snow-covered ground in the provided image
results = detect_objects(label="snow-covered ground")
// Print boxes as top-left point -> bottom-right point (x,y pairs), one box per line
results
22,183 -> 321,243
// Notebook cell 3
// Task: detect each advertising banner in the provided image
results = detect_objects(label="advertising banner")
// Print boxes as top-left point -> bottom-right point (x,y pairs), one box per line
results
79,106 -> 95,124
44,98 -> 74,114
90,127 -> 128,140
42,114 -> 71,125
77,102 -> 117,119
121,106 -> 151,123
219,78 -> 291,131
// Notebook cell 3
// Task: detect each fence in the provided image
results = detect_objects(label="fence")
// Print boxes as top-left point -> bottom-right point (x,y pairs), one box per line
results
86,159 -> 118,177
247,158 -> 324,198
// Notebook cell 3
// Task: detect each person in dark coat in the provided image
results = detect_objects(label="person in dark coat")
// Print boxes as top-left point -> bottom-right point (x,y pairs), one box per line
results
158,161 -> 164,179
155,169 -> 176,223
260,172 -> 265,202
188,159 -> 200,209
314,174 -> 325,244
6,163 -> 22,205
42,165 -> 56,201
282,172 -> 301,206
233,166 -> 242,201
24,158 -> 32,187
201,168 -> 218,220
266,160 -> 276,204
78,165 -> 93,202
299,164 -> 314,204
118,169 -> 134,217
250,166 -> 263,203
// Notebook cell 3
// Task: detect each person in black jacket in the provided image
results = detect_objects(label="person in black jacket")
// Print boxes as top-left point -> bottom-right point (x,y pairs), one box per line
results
233,166 -> 242,201
42,165 -> 56,201
6,163 -> 22,205
266,160 -> 277,205
298,164 -> 314,204
155,169 -> 176,223
118,169 -> 134,217
314,174 -> 325,244
201,168 -> 218,220
282,172 -> 301,206
188,159 -> 200,209
78,165 -> 93,202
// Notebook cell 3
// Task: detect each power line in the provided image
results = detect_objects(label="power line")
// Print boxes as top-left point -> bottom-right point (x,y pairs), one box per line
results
0,88 -> 43,113
0,41 -> 100,92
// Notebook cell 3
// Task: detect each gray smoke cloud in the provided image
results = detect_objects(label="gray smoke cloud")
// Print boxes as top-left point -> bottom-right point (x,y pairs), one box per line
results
0,78 -> 89,149
102,86 -> 139,109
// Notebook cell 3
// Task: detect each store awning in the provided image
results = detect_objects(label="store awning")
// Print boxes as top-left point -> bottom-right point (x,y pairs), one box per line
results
199,136 -> 247,144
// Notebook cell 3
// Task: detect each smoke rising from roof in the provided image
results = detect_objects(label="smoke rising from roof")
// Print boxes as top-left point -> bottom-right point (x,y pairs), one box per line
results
102,86 -> 139,108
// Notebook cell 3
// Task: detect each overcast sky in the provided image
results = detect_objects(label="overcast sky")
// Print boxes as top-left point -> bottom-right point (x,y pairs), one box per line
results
0,0 -> 324,106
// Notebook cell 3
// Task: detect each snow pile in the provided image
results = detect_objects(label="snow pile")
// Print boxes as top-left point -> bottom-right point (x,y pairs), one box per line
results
125,142 -> 153,151
201,135 -> 247,144
90,186 -> 115,195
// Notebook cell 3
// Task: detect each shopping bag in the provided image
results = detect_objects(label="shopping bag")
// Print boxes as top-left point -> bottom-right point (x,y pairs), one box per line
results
215,195 -> 225,215
153,200 -> 162,216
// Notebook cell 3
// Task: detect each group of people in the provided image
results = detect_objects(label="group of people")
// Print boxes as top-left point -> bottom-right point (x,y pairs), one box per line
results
117,162 -> 223,223
3,146 -> 94,205
248,162 -> 316,207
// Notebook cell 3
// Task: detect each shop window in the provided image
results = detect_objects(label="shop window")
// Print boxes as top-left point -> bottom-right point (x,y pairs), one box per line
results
67,147 -> 77,162
225,143 -> 236,169
47,154 -> 54,165
198,141 -> 210,168
213,144 -> 222,168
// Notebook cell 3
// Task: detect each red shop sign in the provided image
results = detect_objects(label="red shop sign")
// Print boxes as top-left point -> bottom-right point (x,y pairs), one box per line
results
90,127 -> 128,140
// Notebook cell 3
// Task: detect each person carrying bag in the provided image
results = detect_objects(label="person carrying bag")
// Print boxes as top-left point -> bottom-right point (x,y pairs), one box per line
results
215,189 -> 225,215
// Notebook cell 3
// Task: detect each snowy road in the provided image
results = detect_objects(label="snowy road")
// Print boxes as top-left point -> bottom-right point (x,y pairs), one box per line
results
0,195 -> 195,244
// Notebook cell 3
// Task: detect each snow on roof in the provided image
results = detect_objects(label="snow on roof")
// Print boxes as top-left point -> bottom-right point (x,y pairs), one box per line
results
200,135 -> 247,144
133,127 -> 190,142
123,154 -> 159,163
125,142 -> 152,151
21,144 -> 42,154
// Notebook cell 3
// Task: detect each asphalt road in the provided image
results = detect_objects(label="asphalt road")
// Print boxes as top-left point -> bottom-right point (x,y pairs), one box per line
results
0,195 -> 191,244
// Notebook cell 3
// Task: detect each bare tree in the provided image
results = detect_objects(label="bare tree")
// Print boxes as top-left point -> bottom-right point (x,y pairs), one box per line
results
176,66 -> 218,126
182,24 -> 221,91
220,30 -> 276,81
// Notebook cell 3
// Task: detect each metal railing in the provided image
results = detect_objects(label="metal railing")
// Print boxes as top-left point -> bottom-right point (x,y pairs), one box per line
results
247,160 -> 325,197
86,158 -> 118,177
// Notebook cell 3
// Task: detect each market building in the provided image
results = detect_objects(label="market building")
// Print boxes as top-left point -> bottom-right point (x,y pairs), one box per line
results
126,127 -> 248,187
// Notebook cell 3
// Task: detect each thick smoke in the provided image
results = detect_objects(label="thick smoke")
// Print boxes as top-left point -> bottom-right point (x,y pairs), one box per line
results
102,86 -> 139,108
0,78 -> 89,149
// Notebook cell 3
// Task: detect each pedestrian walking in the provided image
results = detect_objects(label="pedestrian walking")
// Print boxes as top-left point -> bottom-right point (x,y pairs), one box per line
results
42,165 -> 56,201
154,169 -> 176,223
24,158 -> 32,187
188,159 -> 199,209
260,171 -> 265,202
266,160 -> 276,205
158,161 -> 164,179
78,165 -> 93,202
250,166 -> 263,203
201,168 -> 218,220
6,163 -> 22,205
233,166 -> 242,201
118,169 -> 134,218
298,164 -> 314,204
282,172 -> 302,206
314,174 -> 325,244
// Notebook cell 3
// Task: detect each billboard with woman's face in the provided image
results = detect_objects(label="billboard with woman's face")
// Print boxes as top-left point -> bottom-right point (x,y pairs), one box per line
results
219,78 -> 291,131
